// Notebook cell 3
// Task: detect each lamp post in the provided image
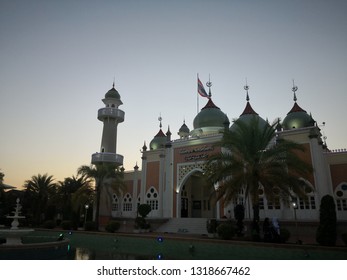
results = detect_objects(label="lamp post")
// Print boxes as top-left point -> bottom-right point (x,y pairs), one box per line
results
84,204 -> 89,227
291,201 -> 299,243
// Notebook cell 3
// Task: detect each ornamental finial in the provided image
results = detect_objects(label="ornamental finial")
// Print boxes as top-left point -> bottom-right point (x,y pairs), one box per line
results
244,78 -> 250,101
158,113 -> 162,129
292,79 -> 298,102
206,74 -> 212,98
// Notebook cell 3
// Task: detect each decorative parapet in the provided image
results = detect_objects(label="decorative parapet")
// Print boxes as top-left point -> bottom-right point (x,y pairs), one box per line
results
326,148 -> 347,153
97,107 -> 125,121
91,152 -> 123,166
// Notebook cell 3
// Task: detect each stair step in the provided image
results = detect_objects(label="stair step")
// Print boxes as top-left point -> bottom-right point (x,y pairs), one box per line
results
155,218 -> 208,235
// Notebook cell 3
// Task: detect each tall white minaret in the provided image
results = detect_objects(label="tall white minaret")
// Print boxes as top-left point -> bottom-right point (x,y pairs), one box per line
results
91,83 -> 124,166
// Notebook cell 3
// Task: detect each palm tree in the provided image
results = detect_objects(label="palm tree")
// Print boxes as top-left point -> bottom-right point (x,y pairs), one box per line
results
56,175 -> 92,225
0,169 -> 4,200
0,169 -> 4,186
23,173 -> 56,225
205,117 -> 313,235
77,163 -> 125,230
0,169 -> 5,224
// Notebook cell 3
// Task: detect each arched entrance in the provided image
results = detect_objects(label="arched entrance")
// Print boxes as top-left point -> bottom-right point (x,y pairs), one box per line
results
179,171 -> 216,218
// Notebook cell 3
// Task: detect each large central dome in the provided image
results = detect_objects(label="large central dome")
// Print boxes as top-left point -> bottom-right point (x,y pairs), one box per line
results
193,98 -> 229,130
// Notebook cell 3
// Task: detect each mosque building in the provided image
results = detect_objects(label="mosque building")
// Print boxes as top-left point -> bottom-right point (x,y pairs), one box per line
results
92,80 -> 347,233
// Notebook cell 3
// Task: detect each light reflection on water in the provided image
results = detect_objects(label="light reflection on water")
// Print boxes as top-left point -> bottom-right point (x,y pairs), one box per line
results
70,247 -> 152,260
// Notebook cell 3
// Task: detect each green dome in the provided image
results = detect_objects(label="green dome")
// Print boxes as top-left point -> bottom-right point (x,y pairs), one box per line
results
105,86 -> 121,99
193,99 -> 229,129
282,102 -> 315,130
230,101 -> 268,131
150,129 -> 167,150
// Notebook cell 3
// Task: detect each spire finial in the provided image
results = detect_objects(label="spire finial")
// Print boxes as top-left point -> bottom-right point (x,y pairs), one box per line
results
206,74 -> 212,98
292,79 -> 298,102
158,113 -> 162,129
113,76 -> 115,88
244,78 -> 250,101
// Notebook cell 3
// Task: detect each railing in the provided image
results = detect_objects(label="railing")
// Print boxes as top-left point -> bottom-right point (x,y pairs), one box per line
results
97,108 -> 125,121
91,152 -> 124,165
326,148 -> 347,153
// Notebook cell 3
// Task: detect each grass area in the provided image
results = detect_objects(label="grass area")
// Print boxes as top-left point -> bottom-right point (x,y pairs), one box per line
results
26,230 -> 347,260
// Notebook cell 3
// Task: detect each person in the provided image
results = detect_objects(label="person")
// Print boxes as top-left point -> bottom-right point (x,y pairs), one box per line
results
262,217 -> 272,242
271,217 -> 281,242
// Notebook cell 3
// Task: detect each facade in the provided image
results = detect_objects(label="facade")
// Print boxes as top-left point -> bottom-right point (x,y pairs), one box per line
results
93,82 -> 347,225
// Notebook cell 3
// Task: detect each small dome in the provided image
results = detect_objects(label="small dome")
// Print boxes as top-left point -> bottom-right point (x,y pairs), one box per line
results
230,101 -> 268,131
105,86 -> 121,99
282,102 -> 315,130
193,99 -> 229,129
178,121 -> 190,139
179,122 -> 190,134
149,129 -> 167,150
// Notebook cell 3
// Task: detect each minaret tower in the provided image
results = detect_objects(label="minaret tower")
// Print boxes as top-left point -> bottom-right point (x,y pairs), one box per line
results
91,83 -> 124,166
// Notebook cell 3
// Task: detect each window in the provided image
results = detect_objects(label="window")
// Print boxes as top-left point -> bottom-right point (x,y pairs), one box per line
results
122,193 -> 132,212
112,194 -> 119,211
335,182 -> 347,211
267,197 -> 280,210
123,203 -> 132,211
233,197 -> 244,205
293,195 -> 316,210
337,199 -> 347,211
259,197 -> 265,210
310,196 -> 316,209
146,187 -> 158,210
147,200 -> 159,210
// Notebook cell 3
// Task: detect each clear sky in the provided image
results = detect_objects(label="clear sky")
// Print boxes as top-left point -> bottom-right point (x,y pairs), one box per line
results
1,0 -> 346,189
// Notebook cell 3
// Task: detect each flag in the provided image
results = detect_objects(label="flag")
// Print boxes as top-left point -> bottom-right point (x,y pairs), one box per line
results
198,78 -> 209,98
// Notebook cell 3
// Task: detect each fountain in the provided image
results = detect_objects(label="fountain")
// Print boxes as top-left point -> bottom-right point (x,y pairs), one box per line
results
0,198 -> 33,245
0,198 -> 70,259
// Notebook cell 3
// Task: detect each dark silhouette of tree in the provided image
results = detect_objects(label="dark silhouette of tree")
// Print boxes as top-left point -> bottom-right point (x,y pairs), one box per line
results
316,194 -> 337,246
205,117 -> 312,236
77,164 -> 124,230
23,173 -> 56,225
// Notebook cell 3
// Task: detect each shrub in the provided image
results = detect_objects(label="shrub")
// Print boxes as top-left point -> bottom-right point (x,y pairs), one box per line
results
105,221 -> 121,233
43,220 -> 55,229
84,221 -> 97,231
206,219 -> 217,234
316,195 -> 337,246
279,228 -> 291,243
60,220 -> 72,230
216,222 -> 235,240
134,217 -> 148,229
138,204 -> 152,218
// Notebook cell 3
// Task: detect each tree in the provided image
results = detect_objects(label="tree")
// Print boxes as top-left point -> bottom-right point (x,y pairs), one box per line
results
77,163 -> 125,230
54,175 -> 93,228
205,117 -> 313,236
316,194 -> 337,246
234,204 -> 245,237
23,174 -> 56,225
0,169 -> 4,185
0,169 -> 5,212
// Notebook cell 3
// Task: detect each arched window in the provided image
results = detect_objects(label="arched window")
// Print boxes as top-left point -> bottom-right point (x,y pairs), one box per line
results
122,193 -> 132,212
267,192 -> 281,210
146,186 -> 158,210
335,182 -> 347,211
112,194 -> 119,211
297,181 -> 316,210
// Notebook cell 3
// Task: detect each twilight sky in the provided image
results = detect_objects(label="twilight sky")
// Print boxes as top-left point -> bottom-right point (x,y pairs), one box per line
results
1,0 -> 346,189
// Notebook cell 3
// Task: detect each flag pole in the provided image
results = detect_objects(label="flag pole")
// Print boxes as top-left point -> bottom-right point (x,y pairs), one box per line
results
197,73 -> 199,114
